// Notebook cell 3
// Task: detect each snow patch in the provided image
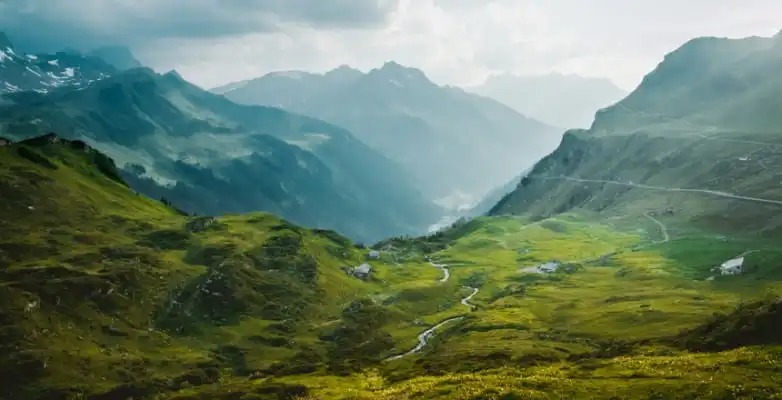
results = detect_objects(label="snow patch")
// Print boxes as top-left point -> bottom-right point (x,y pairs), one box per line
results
0,49 -> 9,62
63,67 -> 75,77
3,81 -> 21,92
26,54 -> 38,60
47,59 -> 59,66
25,66 -> 42,77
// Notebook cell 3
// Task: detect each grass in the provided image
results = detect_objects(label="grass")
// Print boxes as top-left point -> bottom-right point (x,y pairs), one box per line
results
3,138 -> 782,399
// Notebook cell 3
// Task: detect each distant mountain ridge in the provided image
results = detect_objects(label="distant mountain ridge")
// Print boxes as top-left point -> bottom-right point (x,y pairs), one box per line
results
491,32 -> 782,236
0,32 -> 116,94
0,67 -> 439,242
215,61 -> 562,200
468,72 -> 628,129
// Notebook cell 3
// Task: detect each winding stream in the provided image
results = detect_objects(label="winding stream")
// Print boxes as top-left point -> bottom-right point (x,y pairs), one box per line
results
460,287 -> 479,310
430,261 -> 450,282
384,317 -> 464,361
385,262 -> 479,361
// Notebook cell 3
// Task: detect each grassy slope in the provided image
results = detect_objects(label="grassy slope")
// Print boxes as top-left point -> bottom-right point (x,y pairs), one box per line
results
178,215 -> 782,399
0,138 -> 453,399
3,137 -> 782,399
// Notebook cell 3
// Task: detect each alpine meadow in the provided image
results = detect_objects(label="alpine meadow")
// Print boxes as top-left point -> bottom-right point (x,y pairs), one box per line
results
1,3 -> 782,399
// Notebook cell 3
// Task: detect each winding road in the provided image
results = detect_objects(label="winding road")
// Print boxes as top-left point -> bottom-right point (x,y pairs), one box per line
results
532,175 -> 782,206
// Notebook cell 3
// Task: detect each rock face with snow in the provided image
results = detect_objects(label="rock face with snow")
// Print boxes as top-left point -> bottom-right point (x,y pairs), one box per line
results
0,33 -> 116,94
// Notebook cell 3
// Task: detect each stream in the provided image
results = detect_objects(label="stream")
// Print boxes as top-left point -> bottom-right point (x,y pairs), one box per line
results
430,261 -> 450,282
385,262 -> 479,361
384,317 -> 464,361
460,287 -> 479,310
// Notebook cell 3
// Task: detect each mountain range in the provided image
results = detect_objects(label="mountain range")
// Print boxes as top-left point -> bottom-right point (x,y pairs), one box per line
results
3,27 -> 782,400
0,34 -> 438,243
492,32 -> 782,236
468,72 -> 628,129
0,33 -> 116,95
214,62 -> 562,202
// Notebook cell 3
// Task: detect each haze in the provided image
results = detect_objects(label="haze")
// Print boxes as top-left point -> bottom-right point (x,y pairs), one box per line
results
1,0 -> 779,90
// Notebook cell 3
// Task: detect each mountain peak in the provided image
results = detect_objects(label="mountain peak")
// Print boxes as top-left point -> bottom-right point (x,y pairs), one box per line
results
164,69 -> 184,80
372,61 -> 430,83
265,70 -> 311,80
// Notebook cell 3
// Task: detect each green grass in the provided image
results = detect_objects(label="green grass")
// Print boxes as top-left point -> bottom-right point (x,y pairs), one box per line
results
4,139 -> 782,399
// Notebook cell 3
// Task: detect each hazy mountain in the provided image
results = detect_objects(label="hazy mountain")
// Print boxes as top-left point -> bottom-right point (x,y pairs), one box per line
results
491,32 -> 782,235
468,73 -> 628,129
215,62 -> 562,202
88,45 -> 143,70
0,68 -> 439,242
0,32 -> 115,94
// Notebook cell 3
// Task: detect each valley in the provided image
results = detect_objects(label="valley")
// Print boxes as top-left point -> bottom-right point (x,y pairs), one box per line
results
1,25 -> 782,400
2,135 -> 781,399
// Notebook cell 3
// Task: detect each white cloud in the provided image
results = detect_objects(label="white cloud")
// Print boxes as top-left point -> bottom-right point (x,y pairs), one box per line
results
132,0 -> 782,90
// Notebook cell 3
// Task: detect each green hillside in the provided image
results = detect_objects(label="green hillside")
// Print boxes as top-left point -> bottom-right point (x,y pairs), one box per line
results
0,136 -> 445,398
492,33 -> 782,237
3,136 -> 781,399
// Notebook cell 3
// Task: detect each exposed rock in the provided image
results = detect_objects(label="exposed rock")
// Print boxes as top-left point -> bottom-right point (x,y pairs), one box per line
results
185,216 -> 219,233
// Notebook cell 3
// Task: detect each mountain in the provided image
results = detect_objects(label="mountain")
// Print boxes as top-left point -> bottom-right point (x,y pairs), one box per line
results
215,62 -> 561,201
88,45 -> 143,70
0,137 -> 420,398
469,73 -> 628,129
3,137 -> 781,399
0,33 -> 116,94
491,33 -> 782,237
0,68 -> 439,242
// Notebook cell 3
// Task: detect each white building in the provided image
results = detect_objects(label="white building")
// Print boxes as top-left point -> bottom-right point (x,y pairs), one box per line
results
368,250 -> 380,260
719,257 -> 744,275
352,263 -> 373,280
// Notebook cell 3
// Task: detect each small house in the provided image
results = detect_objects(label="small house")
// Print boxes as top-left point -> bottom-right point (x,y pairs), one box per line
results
368,250 -> 380,260
0,138 -> 9,147
718,257 -> 744,275
352,263 -> 373,280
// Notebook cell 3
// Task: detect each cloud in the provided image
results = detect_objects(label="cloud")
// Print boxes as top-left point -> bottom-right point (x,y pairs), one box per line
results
1,0 -> 780,90
0,0 -> 399,51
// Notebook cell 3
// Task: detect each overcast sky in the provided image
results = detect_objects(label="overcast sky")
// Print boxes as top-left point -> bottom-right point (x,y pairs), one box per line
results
1,0 -> 780,90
